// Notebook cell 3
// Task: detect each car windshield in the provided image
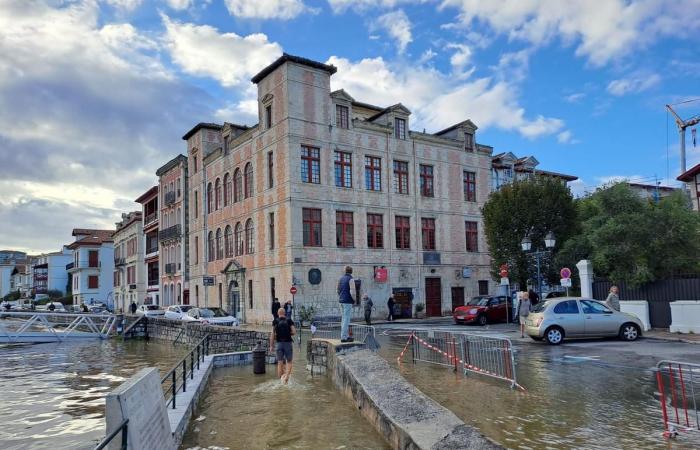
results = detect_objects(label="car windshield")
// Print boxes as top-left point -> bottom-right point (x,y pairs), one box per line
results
466,297 -> 490,306
199,308 -> 227,318
146,305 -> 160,310
180,305 -> 193,312
531,301 -> 549,313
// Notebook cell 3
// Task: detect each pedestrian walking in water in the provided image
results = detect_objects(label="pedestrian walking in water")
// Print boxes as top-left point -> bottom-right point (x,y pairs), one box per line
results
605,286 -> 620,311
387,296 -> 395,321
337,266 -> 355,342
362,294 -> 374,325
518,292 -> 531,338
270,307 -> 296,384
271,297 -> 281,320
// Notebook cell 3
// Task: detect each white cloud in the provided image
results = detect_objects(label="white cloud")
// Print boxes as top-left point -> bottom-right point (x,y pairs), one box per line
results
165,0 -> 193,10
446,43 -> 472,73
564,92 -> 585,103
224,0 -> 309,19
104,0 -> 143,11
162,15 -> 282,87
328,0 -> 427,14
439,0 -> 700,66
327,56 -> 565,138
607,73 -> 661,96
557,130 -> 580,144
418,48 -> 437,64
374,10 -> 413,54
491,48 -> 531,82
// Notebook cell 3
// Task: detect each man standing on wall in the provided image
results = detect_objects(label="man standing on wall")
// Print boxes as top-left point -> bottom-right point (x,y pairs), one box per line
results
270,307 -> 296,384
337,266 -> 355,342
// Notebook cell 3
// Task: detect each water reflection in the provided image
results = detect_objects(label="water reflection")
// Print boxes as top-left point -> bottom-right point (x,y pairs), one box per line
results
0,340 -> 186,450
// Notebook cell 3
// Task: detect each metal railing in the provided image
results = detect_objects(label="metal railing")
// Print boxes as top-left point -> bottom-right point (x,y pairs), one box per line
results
161,334 -> 210,409
93,418 -> 128,450
310,321 -> 375,343
159,224 -> 181,242
164,191 -> 176,205
164,263 -> 176,275
144,212 -> 157,226
397,329 -> 521,390
0,312 -> 117,343
656,360 -> 700,438
114,257 -> 126,266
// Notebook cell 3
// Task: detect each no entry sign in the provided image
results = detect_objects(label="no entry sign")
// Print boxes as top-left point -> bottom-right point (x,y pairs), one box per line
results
290,286 -> 298,295
560,267 -> 572,279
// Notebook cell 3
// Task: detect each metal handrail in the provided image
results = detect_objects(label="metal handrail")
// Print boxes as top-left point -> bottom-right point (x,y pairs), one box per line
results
161,334 -> 210,409
94,418 -> 128,450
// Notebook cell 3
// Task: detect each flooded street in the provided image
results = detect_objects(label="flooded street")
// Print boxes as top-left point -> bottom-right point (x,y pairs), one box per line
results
0,340 -> 187,450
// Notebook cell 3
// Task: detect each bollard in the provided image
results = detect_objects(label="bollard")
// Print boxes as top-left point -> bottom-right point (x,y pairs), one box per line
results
253,341 -> 266,374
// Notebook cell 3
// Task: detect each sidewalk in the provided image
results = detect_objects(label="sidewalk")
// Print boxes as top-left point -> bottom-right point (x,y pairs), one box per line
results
644,328 -> 700,345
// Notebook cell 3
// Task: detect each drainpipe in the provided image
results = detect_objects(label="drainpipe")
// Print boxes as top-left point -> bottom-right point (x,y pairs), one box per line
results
412,136 -> 421,317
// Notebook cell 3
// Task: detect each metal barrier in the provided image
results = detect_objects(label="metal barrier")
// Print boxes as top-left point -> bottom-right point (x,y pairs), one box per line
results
161,334 -> 210,409
93,418 -> 128,450
311,321 -> 375,343
397,330 -> 522,390
656,360 -> 700,438
0,312 -> 117,343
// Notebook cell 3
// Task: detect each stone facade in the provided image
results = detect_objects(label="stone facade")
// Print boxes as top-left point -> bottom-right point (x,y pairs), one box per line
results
136,186 -> 161,305
113,211 -> 145,313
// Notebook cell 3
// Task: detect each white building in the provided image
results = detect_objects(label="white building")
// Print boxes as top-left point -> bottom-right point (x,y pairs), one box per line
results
10,265 -> 30,297
31,247 -> 72,297
67,229 -> 114,307
491,152 -> 577,191
0,264 -> 15,298
113,211 -> 146,312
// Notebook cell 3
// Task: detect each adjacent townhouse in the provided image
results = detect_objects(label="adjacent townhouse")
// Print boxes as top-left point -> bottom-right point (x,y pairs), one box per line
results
135,186 -> 161,304
491,152 -> 577,191
10,265 -> 30,297
0,251 -> 26,298
66,229 -> 114,307
31,247 -> 72,297
113,211 -> 145,312
185,54 -> 495,324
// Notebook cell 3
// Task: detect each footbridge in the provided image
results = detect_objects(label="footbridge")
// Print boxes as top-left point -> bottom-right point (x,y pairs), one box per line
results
0,312 -> 117,343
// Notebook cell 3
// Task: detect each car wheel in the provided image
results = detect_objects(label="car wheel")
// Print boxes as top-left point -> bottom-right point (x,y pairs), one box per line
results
530,336 -> 543,341
545,326 -> 564,345
619,323 -> 640,341
478,314 -> 488,326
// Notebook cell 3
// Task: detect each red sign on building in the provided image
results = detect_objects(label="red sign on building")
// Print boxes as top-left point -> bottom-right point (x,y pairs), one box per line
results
375,267 -> 388,282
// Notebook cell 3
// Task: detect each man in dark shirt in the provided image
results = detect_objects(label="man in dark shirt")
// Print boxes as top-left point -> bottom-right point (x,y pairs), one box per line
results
270,307 -> 296,384
337,266 -> 355,342
271,298 -> 281,320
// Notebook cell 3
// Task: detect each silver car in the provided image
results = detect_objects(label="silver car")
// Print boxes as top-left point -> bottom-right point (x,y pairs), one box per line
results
524,297 -> 643,345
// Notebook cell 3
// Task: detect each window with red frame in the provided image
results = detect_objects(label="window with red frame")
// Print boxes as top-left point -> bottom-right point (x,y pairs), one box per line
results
463,171 -> 476,202
393,160 -> 409,194
88,250 -> 99,268
301,146 -> 320,184
395,216 -> 410,249
336,211 -> 354,248
419,164 -> 434,197
421,218 -> 436,250
88,275 -> 99,289
364,156 -> 382,191
367,213 -> 384,248
465,221 -> 478,252
303,208 -> 322,246
395,118 -> 406,139
334,151 -> 352,188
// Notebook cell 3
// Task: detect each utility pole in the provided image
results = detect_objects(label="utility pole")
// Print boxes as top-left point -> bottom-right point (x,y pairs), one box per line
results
666,103 -> 700,174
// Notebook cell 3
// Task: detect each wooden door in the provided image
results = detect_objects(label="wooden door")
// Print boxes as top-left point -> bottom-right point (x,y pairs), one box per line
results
425,278 -> 442,317
451,287 -> 464,311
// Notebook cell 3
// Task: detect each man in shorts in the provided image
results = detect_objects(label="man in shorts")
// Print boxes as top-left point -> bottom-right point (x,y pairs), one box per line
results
270,307 -> 296,384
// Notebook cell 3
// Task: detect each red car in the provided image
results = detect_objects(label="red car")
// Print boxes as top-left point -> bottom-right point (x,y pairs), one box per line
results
453,296 -> 514,326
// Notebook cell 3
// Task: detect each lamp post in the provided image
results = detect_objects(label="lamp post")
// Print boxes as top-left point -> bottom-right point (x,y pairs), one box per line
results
521,231 -> 556,298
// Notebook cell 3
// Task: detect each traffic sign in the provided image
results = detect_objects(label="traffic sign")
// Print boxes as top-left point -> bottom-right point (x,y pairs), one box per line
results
560,267 -> 572,279
499,264 -> 509,278
290,286 -> 298,295
203,276 -> 215,286
560,278 -> 572,287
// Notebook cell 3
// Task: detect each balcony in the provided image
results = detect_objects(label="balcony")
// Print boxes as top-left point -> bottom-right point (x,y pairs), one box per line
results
164,263 -> 176,275
159,224 -> 181,242
164,191 -> 176,206
144,212 -> 158,227
65,262 -> 74,271
114,257 -> 126,266
67,262 -> 101,271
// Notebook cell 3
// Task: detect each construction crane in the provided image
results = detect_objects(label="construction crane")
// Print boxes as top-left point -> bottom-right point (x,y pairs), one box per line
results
666,103 -> 700,174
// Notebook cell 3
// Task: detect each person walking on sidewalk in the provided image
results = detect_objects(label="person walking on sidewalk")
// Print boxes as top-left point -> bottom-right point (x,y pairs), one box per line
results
605,286 -> 620,311
362,294 -> 374,325
270,307 -> 296,384
337,266 -> 355,342
387,295 -> 395,321
518,292 -> 531,338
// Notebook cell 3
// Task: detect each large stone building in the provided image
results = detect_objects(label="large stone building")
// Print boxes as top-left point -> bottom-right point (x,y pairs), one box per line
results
184,54 -> 495,324
113,211 -> 145,312
135,186 -> 160,304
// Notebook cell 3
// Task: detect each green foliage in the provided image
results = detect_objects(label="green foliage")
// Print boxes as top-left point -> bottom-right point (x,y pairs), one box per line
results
2,290 -> 21,302
46,289 -> 63,299
298,305 -> 316,322
483,176 -> 578,288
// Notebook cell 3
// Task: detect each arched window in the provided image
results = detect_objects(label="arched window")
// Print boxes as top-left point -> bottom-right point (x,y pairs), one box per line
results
176,244 -> 181,269
170,284 -> 175,306
207,183 -> 213,213
244,163 -> 253,198
234,222 -> 243,256
233,169 -> 242,202
208,231 -> 215,262
216,228 -> 223,260
176,178 -> 181,197
176,208 -> 181,225
225,225 -> 233,258
177,283 -> 182,303
224,173 -> 231,206
215,178 -> 222,210
245,219 -> 254,254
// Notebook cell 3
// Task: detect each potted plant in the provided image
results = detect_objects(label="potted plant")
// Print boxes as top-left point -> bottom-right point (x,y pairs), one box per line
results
414,303 -> 425,319
298,305 -> 316,327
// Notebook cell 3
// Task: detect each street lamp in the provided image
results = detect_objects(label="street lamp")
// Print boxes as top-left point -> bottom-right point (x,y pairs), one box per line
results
521,230 -> 556,298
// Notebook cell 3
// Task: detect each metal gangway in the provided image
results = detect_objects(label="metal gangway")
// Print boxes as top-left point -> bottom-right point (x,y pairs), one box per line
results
656,360 -> 700,438
0,311 -> 117,343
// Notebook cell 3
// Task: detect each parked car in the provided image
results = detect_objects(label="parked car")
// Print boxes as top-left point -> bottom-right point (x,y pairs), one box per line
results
183,307 -> 239,326
524,297 -> 643,345
164,304 -> 195,320
453,295 -> 514,326
37,302 -> 67,312
135,304 -> 165,317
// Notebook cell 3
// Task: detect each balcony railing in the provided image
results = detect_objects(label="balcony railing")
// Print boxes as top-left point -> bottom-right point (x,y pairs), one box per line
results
159,224 -> 181,242
114,257 -> 126,266
67,262 -> 101,270
66,262 -> 74,270
144,212 -> 158,226
164,263 -> 176,275
148,278 -> 159,286
164,191 -> 176,206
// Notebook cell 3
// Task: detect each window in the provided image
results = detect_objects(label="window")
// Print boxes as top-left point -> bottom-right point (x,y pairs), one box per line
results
421,218 -> 436,250
223,136 -> 229,154
234,223 -> 243,256
270,278 -> 276,305
248,279 -> 253,309
265,104 -> 272,129
194,236 -> 199,264
267,152 -> 274,189
245,219 -> 254,254
336,104 -> 349,129
478,280 -> 489,296
302,208 -> 322,247
301,145 -> 320,184
244,163 -> 254,198
207,183 -> 213,213
113,271 -> 119,287
393,160 -> 409,194
554,300 -> 579,314
395,216 -> 410,249
336,211 -> 354,248
88,250 -> 99,268
194,191 -> 199,219
88,275 -> 99,289
224,173 -> 231,206
225,225 -> 233,258
465,221 -> 478,252
395,118 -> 406,139
215,178 -> 222,210
464,132 -> 474,151
334,151 -> 352,188
367,213 -> 384,249
419,164 -> 434,197
233,168 -> 242,202
269,212 -> 275,250
463,171 -> 476,202
364,156 -> 382,191
581,300 -> 611,314
208,231 -> 215,262
193,155 -> 198,173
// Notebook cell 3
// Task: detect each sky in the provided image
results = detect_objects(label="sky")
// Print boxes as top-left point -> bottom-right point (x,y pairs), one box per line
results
1,0 -> 700,254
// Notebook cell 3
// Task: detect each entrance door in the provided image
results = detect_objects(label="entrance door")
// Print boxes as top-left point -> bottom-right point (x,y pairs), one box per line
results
425,278 -> 442,317
451,287 -> 464,311
229,284 -> 240,318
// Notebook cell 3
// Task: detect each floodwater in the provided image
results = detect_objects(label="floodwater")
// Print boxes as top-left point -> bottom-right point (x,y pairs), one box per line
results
180,343 -> 390,450
0,340 -> 187,450
377,331 -> 699,450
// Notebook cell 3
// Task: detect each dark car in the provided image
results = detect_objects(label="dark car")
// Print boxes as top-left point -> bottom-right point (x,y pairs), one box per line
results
453,295 -> 514,326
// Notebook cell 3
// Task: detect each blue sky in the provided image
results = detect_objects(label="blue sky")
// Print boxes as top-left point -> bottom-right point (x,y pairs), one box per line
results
1,0 -> 699,253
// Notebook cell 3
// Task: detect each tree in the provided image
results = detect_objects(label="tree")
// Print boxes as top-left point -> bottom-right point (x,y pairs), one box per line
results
483,176 -> 578,289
